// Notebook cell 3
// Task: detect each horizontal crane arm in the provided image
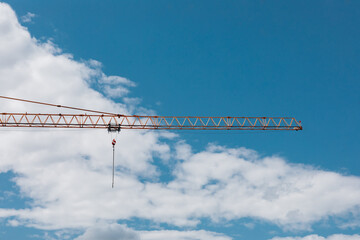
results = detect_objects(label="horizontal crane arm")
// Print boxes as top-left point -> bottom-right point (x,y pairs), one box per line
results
0,113 -> 302,130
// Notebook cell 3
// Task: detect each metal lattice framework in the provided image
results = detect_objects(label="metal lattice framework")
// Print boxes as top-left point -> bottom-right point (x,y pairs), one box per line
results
0,96 -> 302,188
0,96 -> 302,189
0,96 -> 302,131
0,113 -> 302,131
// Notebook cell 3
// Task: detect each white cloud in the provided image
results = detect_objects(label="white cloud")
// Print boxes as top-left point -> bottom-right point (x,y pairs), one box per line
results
20,12 -> 35,23
99,74 -> 136,98
102,75 -> 136,86
74,223 -> 139,240
140,229 -> 232,240
83,60 -> 136,98
175,140 -> 192,160
103,85 -> 130,98
7,219 -> 20,227
0,2 -> 360,239
270,234 -> 360,240
74,223 -> 231,240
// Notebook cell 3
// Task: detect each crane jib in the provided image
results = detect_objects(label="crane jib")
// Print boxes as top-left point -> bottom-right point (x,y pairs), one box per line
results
0,113 -> 302,131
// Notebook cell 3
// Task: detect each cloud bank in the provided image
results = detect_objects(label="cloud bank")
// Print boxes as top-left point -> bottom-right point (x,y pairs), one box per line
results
0,2 -> 360,239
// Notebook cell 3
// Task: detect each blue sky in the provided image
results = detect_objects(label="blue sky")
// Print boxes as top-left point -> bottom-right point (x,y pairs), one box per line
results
0,1 -> 359,240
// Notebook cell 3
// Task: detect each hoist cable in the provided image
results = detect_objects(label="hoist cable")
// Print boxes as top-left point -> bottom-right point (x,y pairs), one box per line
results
112,144 -> 115,188
111,138 -> 117,188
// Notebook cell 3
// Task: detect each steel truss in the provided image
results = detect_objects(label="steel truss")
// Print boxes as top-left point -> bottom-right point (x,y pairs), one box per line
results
0,113 -> 302,131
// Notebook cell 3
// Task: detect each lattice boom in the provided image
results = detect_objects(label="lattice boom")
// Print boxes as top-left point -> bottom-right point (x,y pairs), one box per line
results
0,113 -> 302,130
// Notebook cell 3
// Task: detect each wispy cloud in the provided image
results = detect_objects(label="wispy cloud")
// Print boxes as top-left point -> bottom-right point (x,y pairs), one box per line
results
20,12 -> 35,23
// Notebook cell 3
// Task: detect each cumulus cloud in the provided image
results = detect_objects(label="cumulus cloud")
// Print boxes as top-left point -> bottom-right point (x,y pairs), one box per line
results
0,2 -> 360,239
270,234 -> 360,240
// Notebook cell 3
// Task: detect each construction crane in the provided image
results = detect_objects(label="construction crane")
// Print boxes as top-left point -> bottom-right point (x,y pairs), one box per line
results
0,96 -> 302,131
0,95 -> 302,187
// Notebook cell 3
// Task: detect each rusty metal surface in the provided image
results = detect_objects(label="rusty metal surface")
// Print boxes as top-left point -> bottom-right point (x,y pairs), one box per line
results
0,113 -> 302,130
